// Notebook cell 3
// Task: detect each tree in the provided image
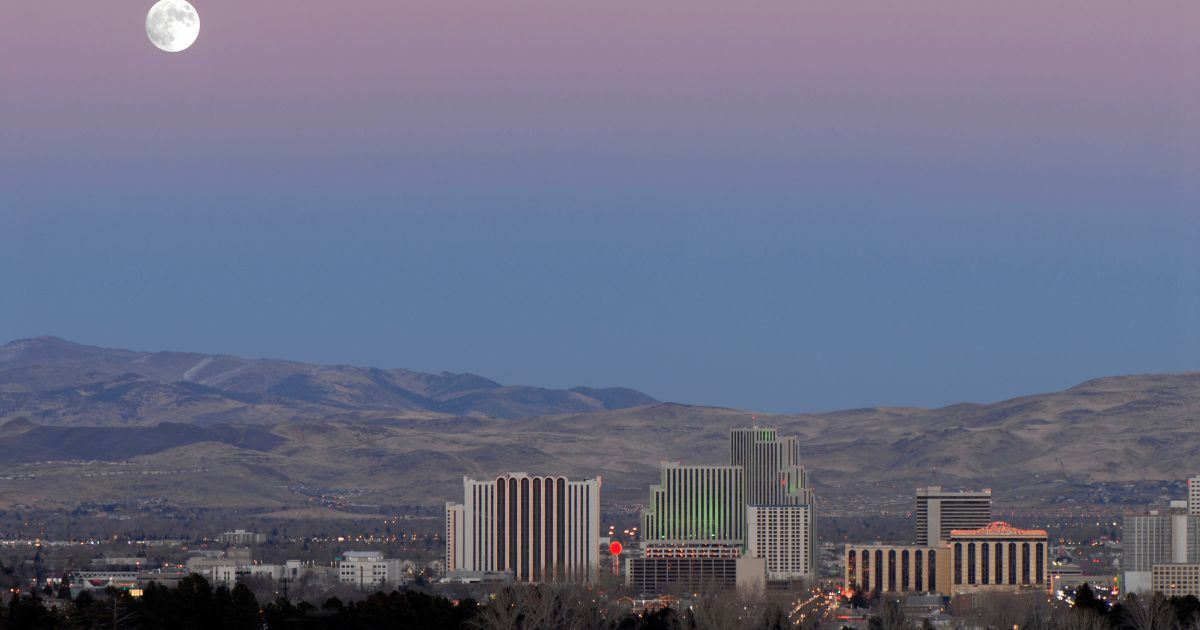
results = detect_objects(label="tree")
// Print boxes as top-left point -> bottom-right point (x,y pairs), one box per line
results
869,598 -> 909,630
756,602 -> 790,630
228,583 -> 261,630
7,593 -> 67,630
1169,595 -> 1200,629
1075,584 -> 1110,617
688,589 -> 745,630
1120,593 -> 1177,630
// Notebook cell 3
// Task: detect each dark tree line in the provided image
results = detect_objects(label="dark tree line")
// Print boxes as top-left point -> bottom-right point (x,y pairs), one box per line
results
1066,583 -> 1200,630
0,574 -> 480,630
857,585 -> 1200,630
2,575 -> 791,630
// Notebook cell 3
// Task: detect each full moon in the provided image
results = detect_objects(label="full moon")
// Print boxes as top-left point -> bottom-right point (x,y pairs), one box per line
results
146,0 -> 200,53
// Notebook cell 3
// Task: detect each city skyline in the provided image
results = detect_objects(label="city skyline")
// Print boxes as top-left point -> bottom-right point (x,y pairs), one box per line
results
3,0 -> 1200,626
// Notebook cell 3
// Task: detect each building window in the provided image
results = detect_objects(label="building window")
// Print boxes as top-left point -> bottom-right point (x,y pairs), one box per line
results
848,551 -> 857,590
875,550 -> 884,592
1036,543 -> 1044,584
994,542 -> 1003,585
1008,543 -> 1017,584
901,550 -> 910,592
1021,543 -> 1030,585
862,549 -> 871,592
929,550 -> 937,591
967,543 -> 976,585
497,479 -> 507,570
532,478 -> 541,582
954,543 -> 962,585
556,478 -> 566,581
981,543 -> 989,585
888,550 -> 896,592
915,550 -> 923,592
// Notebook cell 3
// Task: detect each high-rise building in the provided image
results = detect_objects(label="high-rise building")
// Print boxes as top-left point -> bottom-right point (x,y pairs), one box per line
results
1124,500 -> 1200,594
445,473 -> 601,583
746,505 -> 813,580
633,428 -> 818,592
730,427 -> 817,580
915,486 -> 992,546
1190,476 -> 1200,515
642,462 -> 744,545
729,427 -> 814,507
634,462 -> 745,594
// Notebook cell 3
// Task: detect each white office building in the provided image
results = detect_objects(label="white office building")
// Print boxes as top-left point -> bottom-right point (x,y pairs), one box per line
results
338,551 -> 402,588
445,473 -> 601,583
220,529 -> 266,546
746,504 -> 813,580
1124,500 -> 1200,594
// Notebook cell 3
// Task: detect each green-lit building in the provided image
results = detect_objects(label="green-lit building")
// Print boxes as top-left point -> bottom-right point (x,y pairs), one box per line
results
642,463 -> 744,545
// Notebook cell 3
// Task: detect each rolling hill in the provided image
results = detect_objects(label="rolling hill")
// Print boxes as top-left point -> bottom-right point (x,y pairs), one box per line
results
0,337 -> 1196,516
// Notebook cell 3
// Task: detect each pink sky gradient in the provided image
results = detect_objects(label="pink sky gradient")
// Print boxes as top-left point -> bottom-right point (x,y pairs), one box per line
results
2,1 -> 1196,220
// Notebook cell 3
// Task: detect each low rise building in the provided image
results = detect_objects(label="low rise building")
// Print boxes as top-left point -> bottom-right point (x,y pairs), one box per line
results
948,522 -> 1049,593
1152,563 -> 1200,598
338,551 -> 402,588
844,544 -> 951,594
211,563 -> 286,585
186,549 -> 322,586
626,555 -> 765,596
69,572 -> 139,598
220,529 -> 266,546
89,557 -> 146,569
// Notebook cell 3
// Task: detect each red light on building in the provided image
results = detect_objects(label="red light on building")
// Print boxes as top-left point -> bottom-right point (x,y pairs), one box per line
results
610,541 -> 623,556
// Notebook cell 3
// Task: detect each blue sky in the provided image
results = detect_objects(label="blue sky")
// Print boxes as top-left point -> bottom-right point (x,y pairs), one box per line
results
3,207 -> 1197,412
1,1 -> 1197,412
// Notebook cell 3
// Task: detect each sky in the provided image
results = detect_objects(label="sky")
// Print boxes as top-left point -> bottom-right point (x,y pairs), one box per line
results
1,1 -> 1198,412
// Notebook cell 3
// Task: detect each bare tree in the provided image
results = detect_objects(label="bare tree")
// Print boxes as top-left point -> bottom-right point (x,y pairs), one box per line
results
1024,591 -> 1053,630
471,583 -> 620,630
873,597 -> 910,630
94,592 -> 137,630
972,592 -> 1035,630
689,589 -> 746,630
1054,603 -> 1111,630
472,585 -> 525,630
755,601 -> 791,630
1121,593 -> 1178,630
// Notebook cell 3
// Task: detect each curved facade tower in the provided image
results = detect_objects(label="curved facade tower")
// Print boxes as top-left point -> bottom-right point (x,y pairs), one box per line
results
446,473 -> 601,583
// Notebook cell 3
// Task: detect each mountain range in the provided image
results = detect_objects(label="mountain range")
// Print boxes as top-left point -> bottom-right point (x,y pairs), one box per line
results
0,336 -> 657,425
1,336 -> 1198,516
